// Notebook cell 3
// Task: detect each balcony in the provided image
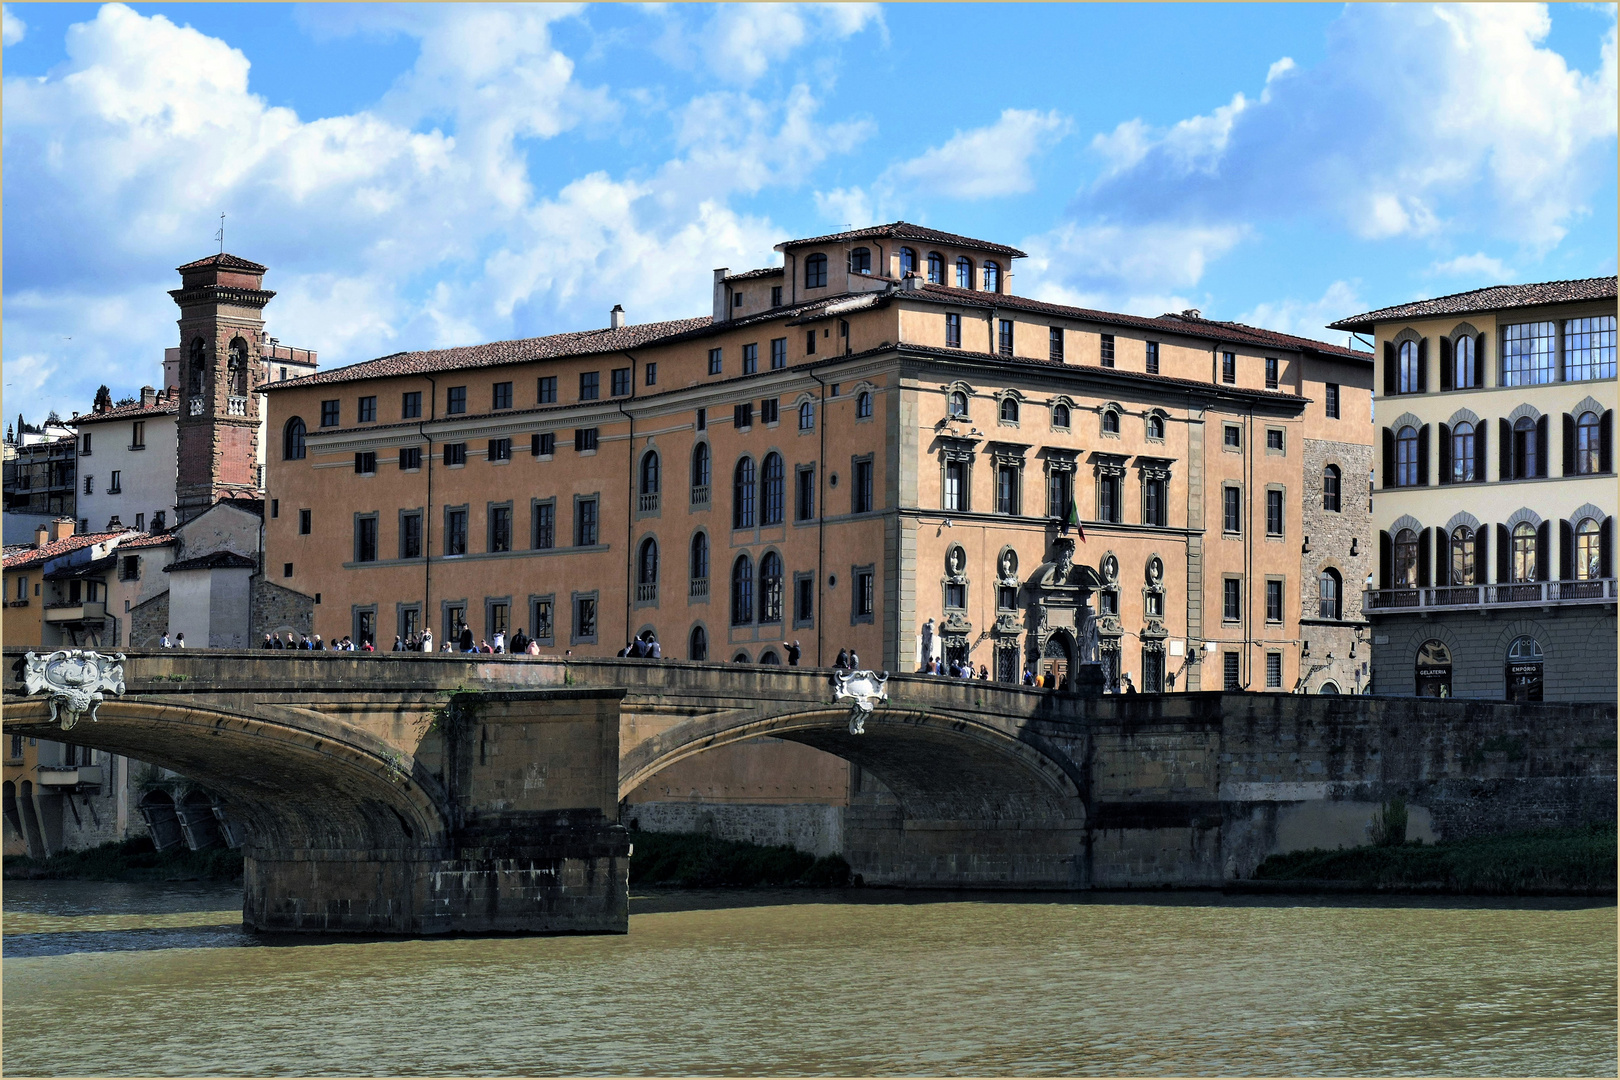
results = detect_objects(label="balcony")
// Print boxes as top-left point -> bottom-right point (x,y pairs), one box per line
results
227,396 -> 249,417
690,577 -> 709,600
37,765 -> 102,788
636,582 -> 658,604
1365,579 -> 1617,614
43,601 -> 106,623
189,396 -> 205,416
691,485 -> 710,508
638,491 -> 660,513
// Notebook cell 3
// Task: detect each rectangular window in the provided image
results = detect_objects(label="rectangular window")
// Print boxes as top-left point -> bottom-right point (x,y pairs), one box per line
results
299,508 -> 311,535
488,437 -> 511,462
444,442 -> 467,466
446,386 -> 466,414
358,396 -> 377,422
998,319 -> 1014,357
743,343 -> 758,375
853,458 -> 874,514
532,501 -> 555,549
1266,489 -> 1283,536
770,338 -> 787,370
355,516 -> 378,563
944,459 -> 967,512
80,432 -> 91,455
131,421 -> 145,449
1143,477 -> 1166,526
489,505 -> 511,553
532,598 -> 554,644
354,452 -> 375,475
610,368 -> 631,397
1224,652 -> 1241,690
1266,652 -> 1283,689
1223,487 -> 1241,533
1145,341 -> 1160,375
796,466 -> 815,521
1223,578 -> 1241,621
708,348 -> 723,376
576,428 -> 598,453
1266,580 -> 1282,622
1502,322 -> 1556,386
120,554 -> 139,580
1224,424 -> 1241,449
1047,470 -> 1071,519
735,402 -> 753,429
529,431 -> 552,457
761,398 -> 779,425
579,372 -> 599,400
1265,357 -> 1279,390
445,509 -> 468,556
1049,327 -> 1064,362
1222,352 -> 1236,384
573,594 -> 597,643
321,399 -> 340,426
645,362 -> 657,387
1098,474 -> 1121,523
1325,382 -> 1340,419
806,330 -> 817,355
995,464 -> 1020,515
946,313 -> 962,348
400,446 -> 422,470
575,498 -> 598,546
403,391 -> 422,419
135,512 -> 145,531
1100,334 -> 1115,367
1266,429 -> 1285,453
84,475 -> 93,496
400,512 -> 422,559
855,569 -> 875,618
109,470 -> 122,493
696,407 -> 707,432
493,382 -> 513,410
1564,315 -> 1617,381
771,285 -> 783,308
538,376 -> 557,404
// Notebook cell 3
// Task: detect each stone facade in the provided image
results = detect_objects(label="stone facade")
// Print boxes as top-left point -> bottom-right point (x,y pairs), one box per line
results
1370,606 -> 1618,702
250,574 -> 315,640
129,590 -> 169,648
1298,436 -> 1375,693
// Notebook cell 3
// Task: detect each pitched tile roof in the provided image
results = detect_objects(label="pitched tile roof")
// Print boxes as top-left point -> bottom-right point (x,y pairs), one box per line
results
909,284 -> 1372,362
73,397 -> 180,425
164,550 -> 258,572
117,531 -> 178,550
176,252 -> 268,273
2,531 -> 131,571
1328,277 -> 1618,332
778,221 -> 1028,259
724,267 -> 785,281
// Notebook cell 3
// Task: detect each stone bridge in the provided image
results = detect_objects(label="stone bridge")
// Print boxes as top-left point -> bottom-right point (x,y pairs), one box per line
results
4,649 -> 1613,936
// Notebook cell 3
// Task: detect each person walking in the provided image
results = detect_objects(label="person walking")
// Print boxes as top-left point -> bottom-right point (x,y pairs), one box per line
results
526,638 -> 541,655
271,633 -> 284,650
420,629 -> 433,653
160,633 -> 172,648
786,640 -> 801,666
978,665 -> 990,680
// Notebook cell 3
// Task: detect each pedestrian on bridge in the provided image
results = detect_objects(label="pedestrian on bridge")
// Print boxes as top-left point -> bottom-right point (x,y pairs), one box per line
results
459,624 -> 475,652
835,648 -> 849,669
786,640 -> 801,666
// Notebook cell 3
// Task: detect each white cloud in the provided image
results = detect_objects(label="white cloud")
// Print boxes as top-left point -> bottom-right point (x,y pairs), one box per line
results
885,109 -> 1070,200
1236,280 -> 1365,344
813,186 -> 874,229
1427,252 -> 1517,281
1019,220 -> 1249,313
646,2 -> 882,85
3,4 -> 25,46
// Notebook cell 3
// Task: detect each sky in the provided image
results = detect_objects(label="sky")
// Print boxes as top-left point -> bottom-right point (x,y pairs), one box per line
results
3,2 -> 1616,420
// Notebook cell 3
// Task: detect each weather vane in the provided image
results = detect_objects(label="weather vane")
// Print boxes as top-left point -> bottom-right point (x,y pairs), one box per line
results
215,212 -> 226,254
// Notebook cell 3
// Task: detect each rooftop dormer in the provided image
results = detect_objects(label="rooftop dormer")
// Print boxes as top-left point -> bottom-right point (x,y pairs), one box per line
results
774,221 -> 1025,308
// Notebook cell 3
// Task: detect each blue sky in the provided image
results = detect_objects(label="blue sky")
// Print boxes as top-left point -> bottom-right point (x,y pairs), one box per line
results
4,3 -> 1616,419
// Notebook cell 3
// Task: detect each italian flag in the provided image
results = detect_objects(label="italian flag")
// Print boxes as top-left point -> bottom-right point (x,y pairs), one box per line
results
1066,499 -> 1085,541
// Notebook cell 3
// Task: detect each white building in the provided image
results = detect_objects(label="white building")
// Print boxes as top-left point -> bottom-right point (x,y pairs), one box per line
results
73,387 -> 180,535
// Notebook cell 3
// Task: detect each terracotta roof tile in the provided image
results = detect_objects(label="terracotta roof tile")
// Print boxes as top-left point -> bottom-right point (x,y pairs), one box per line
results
2,531 -> 131,571
724,267 -> 785,281
74,397 -> 181,425
778,221 -> 1028,258
176,252 -> 268,273
164,551 -> 258,572
118,531 -> 178,550
1329,277 -> 1618,332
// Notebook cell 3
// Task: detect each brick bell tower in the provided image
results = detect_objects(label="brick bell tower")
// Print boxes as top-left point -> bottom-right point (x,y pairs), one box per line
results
171,253 -> 273,522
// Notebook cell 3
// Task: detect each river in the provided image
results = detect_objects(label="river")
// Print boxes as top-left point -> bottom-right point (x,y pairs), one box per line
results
3,881 -> 1614,1076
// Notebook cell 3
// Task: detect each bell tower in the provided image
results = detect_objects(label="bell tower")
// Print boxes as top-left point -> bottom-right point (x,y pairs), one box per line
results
171,253 -> 273,522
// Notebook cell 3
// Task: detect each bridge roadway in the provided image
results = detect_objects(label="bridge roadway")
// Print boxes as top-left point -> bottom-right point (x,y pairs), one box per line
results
4,649 -> 1614,936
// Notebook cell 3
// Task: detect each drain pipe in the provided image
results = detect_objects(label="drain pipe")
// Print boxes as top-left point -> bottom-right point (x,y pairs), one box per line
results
809,367 -> 830,667
421,374 -> 437,644
617,353 -> 639,652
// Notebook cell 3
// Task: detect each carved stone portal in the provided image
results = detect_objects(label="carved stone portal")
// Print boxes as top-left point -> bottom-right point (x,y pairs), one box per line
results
832,668 -> 889,735
22,649 -> 128,730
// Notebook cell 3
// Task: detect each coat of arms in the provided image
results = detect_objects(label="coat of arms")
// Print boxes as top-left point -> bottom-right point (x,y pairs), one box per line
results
22,650 -> 127,730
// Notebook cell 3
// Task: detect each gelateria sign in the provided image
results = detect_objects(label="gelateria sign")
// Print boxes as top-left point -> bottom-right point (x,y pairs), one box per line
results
21,649 -> 127,730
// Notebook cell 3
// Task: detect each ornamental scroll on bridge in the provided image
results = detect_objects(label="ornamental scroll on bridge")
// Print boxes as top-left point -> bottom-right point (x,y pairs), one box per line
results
22,650 -> 127,730
832,669 -> 889,735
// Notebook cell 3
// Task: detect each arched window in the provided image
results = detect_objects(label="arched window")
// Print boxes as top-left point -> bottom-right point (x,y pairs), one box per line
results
999,397 -> 1019,424
1416,639 -> 1453,698
956,257 -> 973,289
1398,340 -> 1419,394
1102,409 -> 1120,434
1575,411 -> 1601,475
1318,569 -> 1342,620
282,417 -> 307,461
1452,422 -> 1476,482
1453,334 -> 1475,388
798,401 -> 815,431
227,337 -> 249,395
1513,416 -> 1538,478
733,651 -> 751,664
759,551 -> 783,623
856,390 -> 873,419
639,450 -> 660,495
1451,526 -> 1476,585
1053,403 -> 1070,429
1322,464 -> 1342,512
849,247 -> 871,275
947,390 -> 968,418
982,261 -> 1001,291
733,457 -> 756,529
731,554 -> 754,625
692,442 -> 711,491
690,531 -> 709,583
638,537 -> 658,585
759,649 -> 781,665
926,252 -> 943,284
1395,426 -> 1419,486
187,337 -> 206,395
688,624 -> 707,661
1575,517 -> 1601,580
1393,528 -> 1419,588
760,452 -> 784,526
1512,521 -> 1538,582
900,247 -> 917,276
805,253 -> 828,289
1147,413 -> 1165,439
1505,635 -> 1544,702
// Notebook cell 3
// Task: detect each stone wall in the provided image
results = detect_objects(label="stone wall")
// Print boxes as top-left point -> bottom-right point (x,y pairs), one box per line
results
626,801 -> 846,857
250,574 -> 314,640
1371,606 -> 1617,702
1299,436 -> 1374,694
129,590 -> 169,648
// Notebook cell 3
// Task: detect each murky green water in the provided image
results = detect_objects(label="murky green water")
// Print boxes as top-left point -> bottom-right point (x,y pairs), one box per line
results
3,881 -> 1614,1076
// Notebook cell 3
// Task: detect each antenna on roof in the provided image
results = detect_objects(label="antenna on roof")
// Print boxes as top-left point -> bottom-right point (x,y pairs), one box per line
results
215,212 -> 226,254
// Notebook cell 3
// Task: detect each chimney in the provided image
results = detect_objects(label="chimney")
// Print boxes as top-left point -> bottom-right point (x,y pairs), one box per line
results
140,386 -> 156,407
902,273 -> 923,291
610,304 -> 626,331
107,515 -> 124,530
49,516 -> 75,542
34,523 -> 49,548
713,268 -> 730,323
1182,308 -> 1201,319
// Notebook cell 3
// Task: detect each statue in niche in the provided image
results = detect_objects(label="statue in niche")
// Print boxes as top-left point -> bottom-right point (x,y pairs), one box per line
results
1077,605 -> 1100,664
1100,552 -> 1119,585
1054,538 -> 1075,583
948,547 -> 964,577
918,617 -> 936,667
1000,548 -> 1017,581
1146,555 -> 1163,585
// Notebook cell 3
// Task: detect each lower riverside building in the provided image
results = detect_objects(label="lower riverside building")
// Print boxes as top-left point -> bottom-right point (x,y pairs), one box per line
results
1331,276 -> 1617,702
265,221 -> 1375,697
